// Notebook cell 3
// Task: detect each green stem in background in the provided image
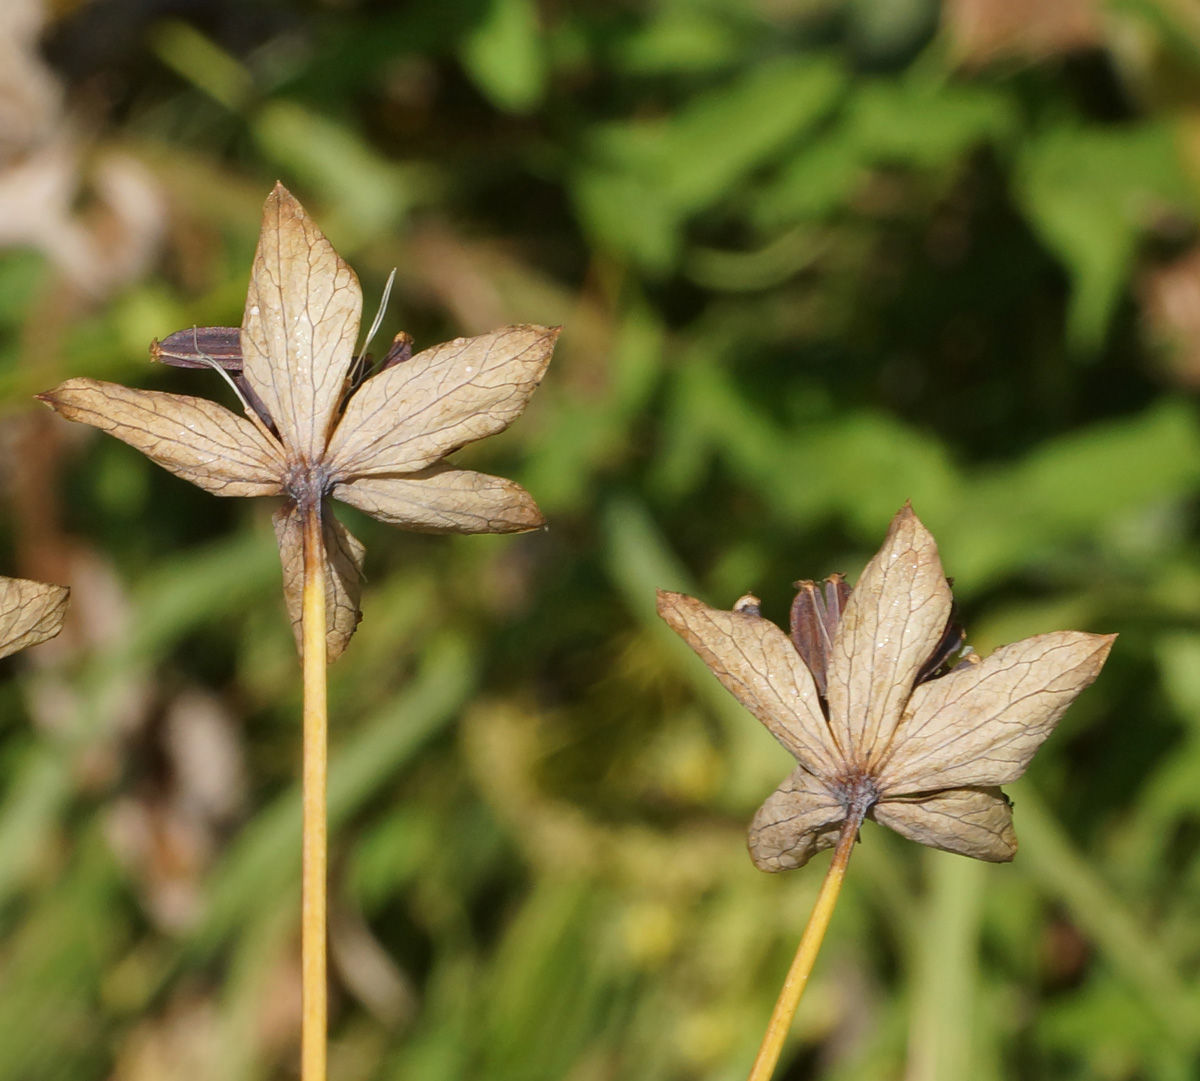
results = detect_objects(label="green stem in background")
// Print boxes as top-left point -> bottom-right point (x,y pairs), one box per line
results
1013,783 -> 1200,1046
904,851 -> 985,1081
746,810 -> 863,1081
301,503 -> 329,1081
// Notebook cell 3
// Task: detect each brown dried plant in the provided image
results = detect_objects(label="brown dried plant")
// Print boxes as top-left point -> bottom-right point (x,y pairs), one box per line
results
0,575 -> 67,658
37,183 -> 556,1081
657,505 -> 1114,1081
38,183 -> 557,661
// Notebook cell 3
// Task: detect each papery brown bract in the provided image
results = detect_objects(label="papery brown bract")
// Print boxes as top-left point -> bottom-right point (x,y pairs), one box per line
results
658,506 -> 1114,871
0,576 -> 69,659
39,183 -> 557,660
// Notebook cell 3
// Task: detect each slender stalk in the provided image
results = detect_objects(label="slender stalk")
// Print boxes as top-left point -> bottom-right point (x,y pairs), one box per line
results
746,811 -> 863,1081
300,503 -> 328,1081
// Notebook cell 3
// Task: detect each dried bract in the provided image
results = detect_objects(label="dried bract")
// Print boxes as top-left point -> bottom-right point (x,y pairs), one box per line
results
38,183 -> 557,660
0,575 -> 68,658
657,505 -> 1114,871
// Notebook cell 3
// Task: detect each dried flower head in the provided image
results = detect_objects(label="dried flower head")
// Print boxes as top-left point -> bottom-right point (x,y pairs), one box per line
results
657,505 -> 1114,870
38,183 -> 557,659
0,576 -> 68,658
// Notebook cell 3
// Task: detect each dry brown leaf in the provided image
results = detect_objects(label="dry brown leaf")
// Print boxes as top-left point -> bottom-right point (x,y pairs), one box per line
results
0,0 -> 60,164
39,183 -> 556,659
1140,244 -> 1200,389
943,0 -> 1101,67
657,505 -> 1115,871
0,2 -> 165,297
0,574 -> 68,659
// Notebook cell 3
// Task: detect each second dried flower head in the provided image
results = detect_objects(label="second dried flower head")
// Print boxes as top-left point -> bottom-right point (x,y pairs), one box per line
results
658,505 -> 1114,870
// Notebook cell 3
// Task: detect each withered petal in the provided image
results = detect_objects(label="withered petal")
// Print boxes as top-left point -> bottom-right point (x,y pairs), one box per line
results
747,765 -> 845,872
326,324 -> 558,478
870,786 -> 1017,862
334,465 -> 544,534
878,631 -> 1116,793
274,501 -> 365,663
241,183 -> 362,463
153,326 -> 243,370
38,378 -> 285,496
656,591 -> 843,779
826,505 -> 953,771
789,574 -> 850,699
0,576 -> 69,659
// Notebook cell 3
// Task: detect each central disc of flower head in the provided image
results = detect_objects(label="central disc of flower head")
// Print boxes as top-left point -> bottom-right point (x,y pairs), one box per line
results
286,460 -> 333,510
831,774 -> 879,818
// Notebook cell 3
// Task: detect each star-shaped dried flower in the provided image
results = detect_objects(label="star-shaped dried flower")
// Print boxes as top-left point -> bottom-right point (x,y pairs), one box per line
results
0,576 -> 68,658
37,183 -> 557,660
657,505 -> 1114,870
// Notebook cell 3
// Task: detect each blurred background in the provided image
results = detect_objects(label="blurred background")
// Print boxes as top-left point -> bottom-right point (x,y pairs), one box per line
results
0,0 -> 1198,1078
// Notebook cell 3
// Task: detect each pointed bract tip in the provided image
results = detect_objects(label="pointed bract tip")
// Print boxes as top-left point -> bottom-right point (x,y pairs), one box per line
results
519,323 -> 562,343
264,182 -> 305,222
540,325 -> 563,354
513,503 -> 546,533
884,501 -> 937,547
655,589 -> 684,617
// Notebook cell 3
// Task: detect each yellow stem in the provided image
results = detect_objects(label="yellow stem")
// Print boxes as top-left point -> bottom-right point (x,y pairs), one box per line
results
301,503 -> 328,1081
746,813 -> 861,1081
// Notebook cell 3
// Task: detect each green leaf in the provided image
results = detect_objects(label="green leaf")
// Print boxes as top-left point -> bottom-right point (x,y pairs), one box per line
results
149,20 -> 255,112
755,73 -> 1013,227
847,74 -> 1014,168
949,399 -> 1200,588
1017,121 -> 1191,352
617,5 -> 747,74
459,0 -> 547,114
575,55 -> 845,268
253,100 -> 427,243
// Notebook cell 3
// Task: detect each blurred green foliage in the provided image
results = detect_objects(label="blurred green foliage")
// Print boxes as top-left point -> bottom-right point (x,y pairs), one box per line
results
2,0 -> 1200,1078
